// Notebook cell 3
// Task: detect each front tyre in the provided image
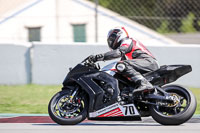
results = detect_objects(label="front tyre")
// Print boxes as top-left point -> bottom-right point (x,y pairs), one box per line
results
150,85 -> 197,125
48,88 -> 88,125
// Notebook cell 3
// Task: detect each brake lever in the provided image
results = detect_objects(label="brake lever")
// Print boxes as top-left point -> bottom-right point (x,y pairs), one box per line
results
97,63 -> 101,70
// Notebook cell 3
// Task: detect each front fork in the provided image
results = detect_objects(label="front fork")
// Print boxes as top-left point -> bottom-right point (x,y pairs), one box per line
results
70,86 -> 79,100
60,85 -> 80,106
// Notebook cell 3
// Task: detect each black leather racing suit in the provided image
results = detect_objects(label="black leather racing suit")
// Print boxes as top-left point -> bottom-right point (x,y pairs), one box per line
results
100,38 -> 159,82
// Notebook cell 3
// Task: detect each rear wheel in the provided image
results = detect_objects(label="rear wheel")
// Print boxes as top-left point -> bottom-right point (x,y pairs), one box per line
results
150,85 -> 197,125
48,87 -> 88,125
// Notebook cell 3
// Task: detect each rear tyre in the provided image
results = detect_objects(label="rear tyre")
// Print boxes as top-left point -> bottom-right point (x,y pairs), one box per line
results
48,88 -> 88,125
150,85 -> 197,125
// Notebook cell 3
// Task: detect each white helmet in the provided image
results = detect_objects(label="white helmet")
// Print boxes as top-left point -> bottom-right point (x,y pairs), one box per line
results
107,27 -> 129,50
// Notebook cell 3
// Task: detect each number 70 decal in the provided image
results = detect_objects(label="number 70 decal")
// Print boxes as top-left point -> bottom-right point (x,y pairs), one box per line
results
123,106 -> 135,115
120,104 -> 140,116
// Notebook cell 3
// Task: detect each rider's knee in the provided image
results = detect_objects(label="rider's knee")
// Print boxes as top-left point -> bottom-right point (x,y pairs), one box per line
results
116,62 -> 126,72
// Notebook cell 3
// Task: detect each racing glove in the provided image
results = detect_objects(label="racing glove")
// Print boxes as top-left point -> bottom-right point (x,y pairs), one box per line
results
88,54 -> 104,63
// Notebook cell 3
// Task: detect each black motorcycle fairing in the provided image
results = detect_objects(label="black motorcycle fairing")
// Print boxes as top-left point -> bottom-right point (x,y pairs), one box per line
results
144,65 -> 192,86
77,71 -> 120,112
62,63 -> 120,113
63,64 -> 98,86
61,62 -> 193,117
89,116 -> 141,121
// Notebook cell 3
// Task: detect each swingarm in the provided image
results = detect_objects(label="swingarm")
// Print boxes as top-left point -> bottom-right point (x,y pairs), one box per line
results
140,86 -> 178,107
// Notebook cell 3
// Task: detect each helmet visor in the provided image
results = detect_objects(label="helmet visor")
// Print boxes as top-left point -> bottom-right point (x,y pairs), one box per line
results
107,33 -> 117,49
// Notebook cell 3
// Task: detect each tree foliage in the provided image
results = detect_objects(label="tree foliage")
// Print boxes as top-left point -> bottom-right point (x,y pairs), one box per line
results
91,0 -> 200,33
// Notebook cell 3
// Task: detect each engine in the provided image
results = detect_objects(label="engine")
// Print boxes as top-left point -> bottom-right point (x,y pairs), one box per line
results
99,81 -> 115,103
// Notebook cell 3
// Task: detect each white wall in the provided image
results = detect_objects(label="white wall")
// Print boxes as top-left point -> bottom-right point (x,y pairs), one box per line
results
0,43 -> 200,88
0,44 -> 31,84
31,43 -> 109,84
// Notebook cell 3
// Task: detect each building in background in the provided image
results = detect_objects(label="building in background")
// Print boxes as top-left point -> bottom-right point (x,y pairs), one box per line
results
0,0 -> 179,45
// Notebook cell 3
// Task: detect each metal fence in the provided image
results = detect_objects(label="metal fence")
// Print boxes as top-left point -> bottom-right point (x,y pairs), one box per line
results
93,0 -> 200,34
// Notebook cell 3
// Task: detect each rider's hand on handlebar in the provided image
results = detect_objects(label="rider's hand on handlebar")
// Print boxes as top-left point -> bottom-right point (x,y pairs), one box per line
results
88,54 -> 104,63
96,54 -> 104,61
88,55 -> 97,63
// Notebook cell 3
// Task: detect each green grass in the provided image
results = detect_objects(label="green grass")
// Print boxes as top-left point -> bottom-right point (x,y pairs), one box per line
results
0,84 -> 60,114
0,85 -> 199,114
190,88 -> 200,114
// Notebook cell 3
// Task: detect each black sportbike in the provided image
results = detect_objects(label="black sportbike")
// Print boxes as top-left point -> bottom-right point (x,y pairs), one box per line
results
48,56 -> 197,125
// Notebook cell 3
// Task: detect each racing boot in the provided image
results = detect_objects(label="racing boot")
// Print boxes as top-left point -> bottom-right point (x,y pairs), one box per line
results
131,74 -> 154,96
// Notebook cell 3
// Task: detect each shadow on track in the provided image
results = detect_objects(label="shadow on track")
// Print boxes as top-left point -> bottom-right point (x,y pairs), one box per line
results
32,122 -> 162,127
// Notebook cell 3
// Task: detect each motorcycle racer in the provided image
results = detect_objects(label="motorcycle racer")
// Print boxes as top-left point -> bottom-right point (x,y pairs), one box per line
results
89,26 -> 160,95
49,30 -> 195,125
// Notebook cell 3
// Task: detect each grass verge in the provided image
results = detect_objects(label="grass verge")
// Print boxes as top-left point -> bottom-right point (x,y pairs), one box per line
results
0,85 -> 199,114
0,84 -> 60,114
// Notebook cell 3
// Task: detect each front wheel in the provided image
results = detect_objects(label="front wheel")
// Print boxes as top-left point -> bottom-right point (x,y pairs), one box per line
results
48,87 -> 88,125
150,85 -> 197,125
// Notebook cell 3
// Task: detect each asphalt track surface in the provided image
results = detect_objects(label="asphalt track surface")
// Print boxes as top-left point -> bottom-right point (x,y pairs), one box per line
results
0,115 -> 200,133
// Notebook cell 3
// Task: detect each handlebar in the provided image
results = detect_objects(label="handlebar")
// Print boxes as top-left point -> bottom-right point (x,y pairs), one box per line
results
81,56 -> 90,64
81,56 -> 100,70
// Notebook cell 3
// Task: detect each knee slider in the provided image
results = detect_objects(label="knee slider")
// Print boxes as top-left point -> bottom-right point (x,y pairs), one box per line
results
116,62 -> 126,72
